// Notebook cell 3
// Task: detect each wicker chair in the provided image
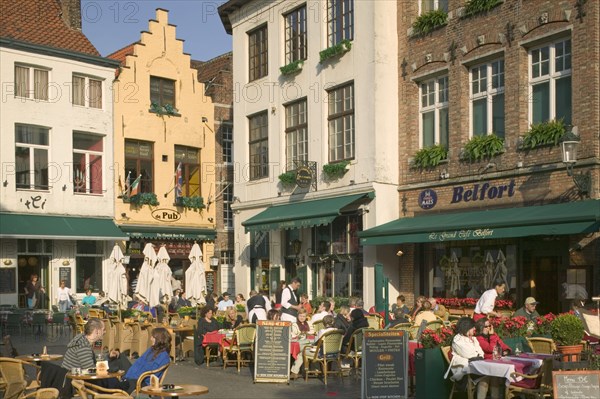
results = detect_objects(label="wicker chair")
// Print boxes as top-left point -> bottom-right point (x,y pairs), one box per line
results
79,381 -> 131,399
311,319 -> 324,335
343,327 -> 366,379
0,357 -> 40,399
222,324 -> 256,373
303,329 -> 344,385
440,346 -> 475,399
366,314 -> 383,329
426,320 -> 444,332
505,357 -> 553,399
21,388 -> 60,399
390,322 -> 412,333
525,337 -> 555,354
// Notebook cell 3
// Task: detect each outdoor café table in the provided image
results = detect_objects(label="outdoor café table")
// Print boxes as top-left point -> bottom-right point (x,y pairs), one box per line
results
468,357 -> 542,385
203,330 -> 228,347
16,354 -> 63,365
66,370 -> 125,381
140,384 -> 208,399
170,325 -> 194,362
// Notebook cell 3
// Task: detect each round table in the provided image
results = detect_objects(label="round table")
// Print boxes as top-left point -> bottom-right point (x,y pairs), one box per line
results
140,384 -> 209,398
66,370 -> 125,381
16,354 -> 63,365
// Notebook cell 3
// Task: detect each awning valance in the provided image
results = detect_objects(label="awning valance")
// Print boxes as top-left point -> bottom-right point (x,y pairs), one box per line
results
359,200 -> 600,245
242,192 -> 374,233
0,213 -> 128,240
119,225 -> 216,241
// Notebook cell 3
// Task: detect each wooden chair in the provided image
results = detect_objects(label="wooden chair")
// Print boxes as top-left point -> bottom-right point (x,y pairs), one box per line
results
505,357 -> 553,399
440,346 -> 475,399
302,329 -> 344,385
0,357 -> 41,399
181,326 -> 196,358
222,324 -> 256,373
525,337 -> 555,354
343,327 -> 366,379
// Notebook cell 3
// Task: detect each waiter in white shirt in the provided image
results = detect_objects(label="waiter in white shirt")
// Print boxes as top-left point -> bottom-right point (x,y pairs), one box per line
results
280,277 -> 302,323
473,279 -> 506,322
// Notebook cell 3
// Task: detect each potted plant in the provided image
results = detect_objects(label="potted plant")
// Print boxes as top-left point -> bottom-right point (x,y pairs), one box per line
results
550,313 -> 585,362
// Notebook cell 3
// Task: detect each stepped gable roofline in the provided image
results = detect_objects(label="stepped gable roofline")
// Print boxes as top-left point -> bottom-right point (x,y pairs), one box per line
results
0,0 -> 100,56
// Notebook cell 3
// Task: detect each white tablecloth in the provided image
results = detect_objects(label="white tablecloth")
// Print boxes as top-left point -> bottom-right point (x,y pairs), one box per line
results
468,357 -> 543,386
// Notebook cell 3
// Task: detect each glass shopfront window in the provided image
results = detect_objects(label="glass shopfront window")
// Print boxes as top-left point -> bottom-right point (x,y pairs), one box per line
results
76,241 -> 103,292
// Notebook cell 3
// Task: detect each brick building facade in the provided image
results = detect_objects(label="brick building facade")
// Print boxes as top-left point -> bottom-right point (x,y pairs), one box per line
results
361,0 -> 600,312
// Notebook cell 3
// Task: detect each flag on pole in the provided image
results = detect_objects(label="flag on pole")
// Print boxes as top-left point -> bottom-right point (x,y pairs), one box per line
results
130,175 -> 142,197
124,171 -> 132,197
175,162 -> 183,200
118,175 -> 124,197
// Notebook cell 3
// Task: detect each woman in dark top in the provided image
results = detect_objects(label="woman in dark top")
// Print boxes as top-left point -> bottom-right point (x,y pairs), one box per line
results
195,307 -> 221,365
274,280 -> 286,308
223,306 -> 243,330
334,305 -> 351,332
342,308 -> 370,351
25,274 -> 44,309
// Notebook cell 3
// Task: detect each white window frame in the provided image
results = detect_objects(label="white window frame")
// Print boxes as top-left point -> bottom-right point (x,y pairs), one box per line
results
15,124 -> 50,190
284,5 -> 307,64
528,38 -> 572,124
73,132 -> 104,195
72,74 -> 103,109
222,184 -> 234,230
285,98 -> 308,169
327,82 -> 355,162
327,0 -> 354,47
419,0 -> 448,15
469,59 -> 505,137
14,64 -> 49,101
419,75 -> 449,148
221,124 -> 233,164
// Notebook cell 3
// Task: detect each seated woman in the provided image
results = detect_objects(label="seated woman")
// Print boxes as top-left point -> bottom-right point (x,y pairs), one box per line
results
267,308 -> 281,321
386,307 -> 410,328
334,305 -> 351,332
474,318 -> 511,359
447,317 -> 501,399
342,308 -> 369,352
223,306 -> 243,330
290,315 -> 336,379
413,300 -> 437,326
194,307 -> 221,366
82,290 -> 96,306
291,308 -> 312,340
97,327 -> 171,393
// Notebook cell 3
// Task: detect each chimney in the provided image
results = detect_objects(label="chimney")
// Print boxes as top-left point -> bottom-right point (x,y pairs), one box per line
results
59,0 -> 82,30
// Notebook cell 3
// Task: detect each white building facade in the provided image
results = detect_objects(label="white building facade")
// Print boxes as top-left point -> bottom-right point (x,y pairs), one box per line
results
219,0 -> 400,306
0,39 -> 125,307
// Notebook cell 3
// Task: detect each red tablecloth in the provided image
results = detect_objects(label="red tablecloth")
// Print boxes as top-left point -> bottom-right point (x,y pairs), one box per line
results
291,342 -> 301,359
202,331 -> 226,347
408,341 -> 420,377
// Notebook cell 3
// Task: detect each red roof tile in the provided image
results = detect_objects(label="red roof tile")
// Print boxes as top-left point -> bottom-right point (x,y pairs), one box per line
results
107,43 -> 136,65
0,0 -> 99,56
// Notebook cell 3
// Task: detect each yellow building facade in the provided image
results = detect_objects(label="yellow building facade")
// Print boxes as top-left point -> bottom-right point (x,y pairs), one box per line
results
111,9 -> 216,290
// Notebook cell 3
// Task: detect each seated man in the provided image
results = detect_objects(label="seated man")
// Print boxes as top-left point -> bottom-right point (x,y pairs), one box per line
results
62,318 -> 105,371
429,297 -> 449,321
386,307 -> 410,328
310,301 -> 332,324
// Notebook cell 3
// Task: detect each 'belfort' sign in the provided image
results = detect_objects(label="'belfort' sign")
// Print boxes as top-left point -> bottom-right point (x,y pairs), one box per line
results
451,180 -> 516,203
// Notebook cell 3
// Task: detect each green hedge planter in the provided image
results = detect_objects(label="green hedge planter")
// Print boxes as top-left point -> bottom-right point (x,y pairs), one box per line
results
519,119 -> 566,151
411,144 -> 448,169
319,40 -> 352,63
176,196 -> 205,210
280,60 -> 304,76
463,0 -> 503,18
322,160 -> 350,179
412,9 -> 448,36
125,192 -> 160,206
415,348 -> 451,399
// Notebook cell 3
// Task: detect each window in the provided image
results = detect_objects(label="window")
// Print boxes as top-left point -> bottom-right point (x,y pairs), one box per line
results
223,184 -> 233,229
124,139 -> 154,193
72,75 -> 103,109
15,124 -> 49,190
221,124 -> 233,164
14,65 -> 49,101
220,250 -> 234,265
73,132 -> 104,194
419,0 -> 448,14
530,39 -> 571,124
248,112 -> 269,180
174,145 -> 200,197
150,76 -> 175,108
284,5 -> 307,64
470,60 -> 505,138
76,241 -> 103,292
328,83 -> 354,162
249,25 -> 268,81
420,76 -> 449,148
327,0 -> 354,46
285,99 -> 308,168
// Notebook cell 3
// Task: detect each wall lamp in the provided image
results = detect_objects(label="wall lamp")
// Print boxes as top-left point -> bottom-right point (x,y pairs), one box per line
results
202,117 -> 209,123
209,255 -> 220,270
561,126 -> 591,197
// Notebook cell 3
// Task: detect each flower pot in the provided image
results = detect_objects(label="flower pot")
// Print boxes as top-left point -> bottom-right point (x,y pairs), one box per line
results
556,344 -> 584,362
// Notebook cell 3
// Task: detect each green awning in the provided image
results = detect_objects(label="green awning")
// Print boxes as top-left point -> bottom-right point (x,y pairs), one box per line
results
243,192 -> 374,233
119,225 -> 216,241
359,200 -> 600,245
0,213 -> 128,240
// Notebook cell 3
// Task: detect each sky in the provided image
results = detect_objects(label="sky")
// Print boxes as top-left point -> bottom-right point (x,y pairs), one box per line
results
82,0 -> 231,61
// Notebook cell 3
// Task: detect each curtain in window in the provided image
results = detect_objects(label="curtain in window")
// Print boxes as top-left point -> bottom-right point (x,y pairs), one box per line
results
34,69 -> 48,100
89,79 -> 102,108
73,76 -> 85,106
15,66 -> 28,98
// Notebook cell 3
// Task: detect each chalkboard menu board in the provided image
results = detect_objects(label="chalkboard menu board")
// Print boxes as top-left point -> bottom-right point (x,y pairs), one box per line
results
0,268 -> 16,293
59,267 -> 71,287
254,320 -> 291,383
362,330 -> 408,399
205,271 -> 215,294
553,370 -> 600,399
